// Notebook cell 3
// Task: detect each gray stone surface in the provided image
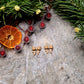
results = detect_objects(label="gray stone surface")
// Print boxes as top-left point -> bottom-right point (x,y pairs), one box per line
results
0,10 -> 84,84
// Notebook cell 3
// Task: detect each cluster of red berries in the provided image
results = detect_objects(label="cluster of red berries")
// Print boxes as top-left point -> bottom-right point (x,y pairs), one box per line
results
14,23 -> 33,53
39,7 -> 52,29
0,5 -> 52,57
14,35 -> 30,53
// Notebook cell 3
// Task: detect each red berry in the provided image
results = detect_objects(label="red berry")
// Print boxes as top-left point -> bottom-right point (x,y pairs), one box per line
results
40,22 -> 45,28
16,45 -> 20,50
47,13 -> 51,17
24,36 -> 29,42
15,21 -> 19,24
15,45 -> 22,52
28,26 -> 34,32
48,6 -> 51,9
0,51 -> 5,56
28,32 -> 31,36
45,7 -> 47,10
46,13 -> 51,19
10,16 -> 13,18
28,20 -> 32,25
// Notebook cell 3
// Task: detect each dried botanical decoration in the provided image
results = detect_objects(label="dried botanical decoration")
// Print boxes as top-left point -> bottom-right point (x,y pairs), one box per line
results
0,25 -> 22,48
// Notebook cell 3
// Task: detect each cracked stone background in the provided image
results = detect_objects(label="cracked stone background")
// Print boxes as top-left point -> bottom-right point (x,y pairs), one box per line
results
0,10 -> 84,84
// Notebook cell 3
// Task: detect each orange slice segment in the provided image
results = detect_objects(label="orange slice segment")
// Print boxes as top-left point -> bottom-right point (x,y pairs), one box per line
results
0,25 -> 22,48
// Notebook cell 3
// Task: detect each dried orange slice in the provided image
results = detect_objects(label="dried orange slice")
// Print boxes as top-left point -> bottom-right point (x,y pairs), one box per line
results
0,25 -> 22,48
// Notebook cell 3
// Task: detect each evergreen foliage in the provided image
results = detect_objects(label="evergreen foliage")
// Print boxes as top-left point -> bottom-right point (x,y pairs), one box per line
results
52,0 -> 84,42
0,0 -> 45,25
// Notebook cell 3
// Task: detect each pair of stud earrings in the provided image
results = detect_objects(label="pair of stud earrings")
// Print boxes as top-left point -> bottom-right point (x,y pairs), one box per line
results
32,46 -> 41,56
32,45 -> 53,56
44,45 -> 53,54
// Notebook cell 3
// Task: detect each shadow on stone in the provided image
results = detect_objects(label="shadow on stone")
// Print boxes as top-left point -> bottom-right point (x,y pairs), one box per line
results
17,50 -> 22,53
80,43 -> 84,50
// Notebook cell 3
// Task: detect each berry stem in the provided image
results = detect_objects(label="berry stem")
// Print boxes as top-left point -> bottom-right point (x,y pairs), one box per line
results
18,26 -> 25,33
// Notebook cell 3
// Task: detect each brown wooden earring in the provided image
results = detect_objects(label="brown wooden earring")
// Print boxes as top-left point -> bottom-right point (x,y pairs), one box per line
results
49,45 -> 53,54
44,45 -> 49,54
37,46 -> 41,55
32,47 -> 36,56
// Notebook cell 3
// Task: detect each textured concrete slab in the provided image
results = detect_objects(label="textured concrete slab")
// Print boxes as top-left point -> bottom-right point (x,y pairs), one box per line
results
0,10 -> 84,84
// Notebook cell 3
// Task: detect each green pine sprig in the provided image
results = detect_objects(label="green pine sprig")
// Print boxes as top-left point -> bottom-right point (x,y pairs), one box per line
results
52,0 -> 84,42
0,0 -> 45,25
